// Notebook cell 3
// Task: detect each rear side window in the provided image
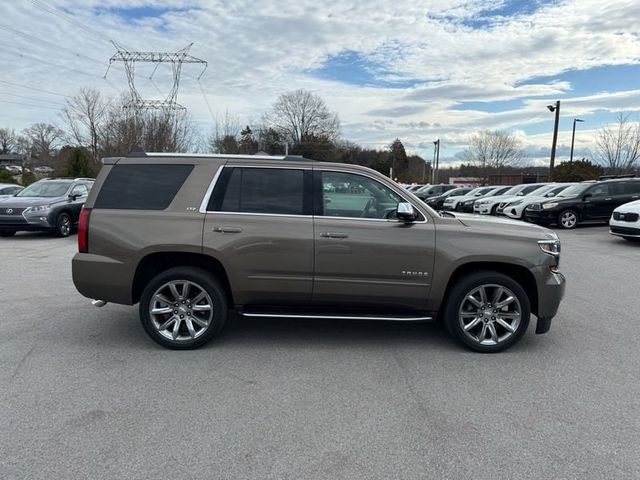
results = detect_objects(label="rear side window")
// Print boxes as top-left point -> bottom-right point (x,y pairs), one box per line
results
208,167 -> 308,215
94,164 -> 193,210
623,181 -> 640,194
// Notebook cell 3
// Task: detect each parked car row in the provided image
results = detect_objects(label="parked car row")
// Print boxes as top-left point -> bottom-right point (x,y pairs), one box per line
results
427,176 -> 640,232
0,177 -> 94,237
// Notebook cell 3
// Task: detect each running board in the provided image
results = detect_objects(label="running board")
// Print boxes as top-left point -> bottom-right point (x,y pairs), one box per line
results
239,312 -> 432,322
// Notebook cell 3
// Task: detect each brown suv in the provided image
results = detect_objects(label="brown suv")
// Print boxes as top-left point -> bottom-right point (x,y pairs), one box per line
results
72,153 -> 566,352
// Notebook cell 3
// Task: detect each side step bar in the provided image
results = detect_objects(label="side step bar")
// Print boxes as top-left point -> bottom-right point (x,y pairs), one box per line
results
239,312 -> 432,322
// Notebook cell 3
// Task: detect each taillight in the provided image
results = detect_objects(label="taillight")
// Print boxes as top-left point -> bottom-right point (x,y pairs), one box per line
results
78,208 -> 91,253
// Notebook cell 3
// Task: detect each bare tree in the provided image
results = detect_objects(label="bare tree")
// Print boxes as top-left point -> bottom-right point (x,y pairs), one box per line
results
595,113 -> 640,174
100,94 -> 199,156
62,87 -> 109,163
263,89 -> 340,146
463,130 -> 525,180
207,111 -> 240,154
23,123 -> 64,161
0,127 -> 17,154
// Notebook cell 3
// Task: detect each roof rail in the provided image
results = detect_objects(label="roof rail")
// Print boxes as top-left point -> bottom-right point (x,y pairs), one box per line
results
125,151 -> 316,162
599,173 -> 637,180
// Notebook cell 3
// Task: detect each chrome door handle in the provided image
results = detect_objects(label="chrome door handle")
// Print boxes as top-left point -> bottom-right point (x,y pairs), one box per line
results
632,195 -> 639,199
320,232 -> 348,239
604,197 -> 612,201
213,226 -> 242,233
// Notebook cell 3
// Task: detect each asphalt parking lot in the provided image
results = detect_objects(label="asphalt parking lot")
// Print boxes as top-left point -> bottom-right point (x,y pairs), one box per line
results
1,225 -> 639,480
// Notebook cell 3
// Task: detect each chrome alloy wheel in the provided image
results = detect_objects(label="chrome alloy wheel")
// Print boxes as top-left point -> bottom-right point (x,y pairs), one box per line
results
560,210 -> 577,228
458,284 -> 521,346
149,280 -> 214,342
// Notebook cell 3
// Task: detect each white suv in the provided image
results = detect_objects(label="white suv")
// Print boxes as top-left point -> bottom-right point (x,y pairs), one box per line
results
474,183 -> 549,215
503,184 -> 576,220
610,199 -> 640,242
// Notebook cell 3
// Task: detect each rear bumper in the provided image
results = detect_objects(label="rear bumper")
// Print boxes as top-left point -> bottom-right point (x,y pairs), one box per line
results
72,253 -> 134,305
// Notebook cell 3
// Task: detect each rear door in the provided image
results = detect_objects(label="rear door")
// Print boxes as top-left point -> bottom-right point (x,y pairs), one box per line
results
312,168 -> 435,311
583,183 -> 613,219
203,165 -> 314,307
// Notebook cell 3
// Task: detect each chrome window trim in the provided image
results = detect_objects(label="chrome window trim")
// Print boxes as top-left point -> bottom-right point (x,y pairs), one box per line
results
315,168 -> 429,224
200,164 -> 429,224
198,165 -> 225,214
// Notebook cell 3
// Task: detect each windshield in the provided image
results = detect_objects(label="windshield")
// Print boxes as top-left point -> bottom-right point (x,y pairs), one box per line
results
442,188 -> 467,197
556,183 -> 590,197
503,185 -> 526,195
16,181 -> 71,198
521,185 -> 548,196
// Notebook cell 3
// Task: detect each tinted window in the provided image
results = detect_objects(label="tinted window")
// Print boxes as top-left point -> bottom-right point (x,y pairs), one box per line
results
320,171 -> 404,219
588,184 -> 609,197
210,167 -> 306,215
622,181 -> 640,194
94,164 -> 193,210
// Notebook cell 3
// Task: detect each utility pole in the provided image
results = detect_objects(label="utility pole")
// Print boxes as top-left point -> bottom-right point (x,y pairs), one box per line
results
432,139 -> 440,183
569,118 -> 584,164
547,101 -> 561,179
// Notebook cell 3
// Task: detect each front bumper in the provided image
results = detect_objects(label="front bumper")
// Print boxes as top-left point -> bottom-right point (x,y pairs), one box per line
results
474,204 -> 493,215
525,209 -> 557,224
534,268 -> 566,334
609,224 -> 640,238
0,212 -> 53,232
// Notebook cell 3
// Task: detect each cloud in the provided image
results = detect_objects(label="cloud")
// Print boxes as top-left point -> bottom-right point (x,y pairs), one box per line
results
0,0 -> 639,164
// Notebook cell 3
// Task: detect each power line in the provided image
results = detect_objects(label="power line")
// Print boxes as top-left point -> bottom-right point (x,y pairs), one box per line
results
0,91 -> 66,108
0,99 -> 61,110
197,79 -> 216,123
0,79 -> 70,98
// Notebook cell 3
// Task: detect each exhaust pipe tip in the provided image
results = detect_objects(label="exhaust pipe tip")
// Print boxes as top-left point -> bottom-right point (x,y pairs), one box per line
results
91,299 -> 107,308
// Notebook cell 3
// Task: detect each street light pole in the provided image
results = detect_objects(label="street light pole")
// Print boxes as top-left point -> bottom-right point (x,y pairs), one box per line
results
547,101 -> 561,179
569,118 -> 584,165
432,139 -> 440,183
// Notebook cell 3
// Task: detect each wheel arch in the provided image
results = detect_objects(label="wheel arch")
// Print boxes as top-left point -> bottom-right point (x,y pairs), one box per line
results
441,262 -> 539,317
132,252 -> 234,306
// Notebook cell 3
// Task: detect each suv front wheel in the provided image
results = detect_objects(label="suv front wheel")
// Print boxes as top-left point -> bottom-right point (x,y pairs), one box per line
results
444,271 -> 531,353
139,267 -> 228,349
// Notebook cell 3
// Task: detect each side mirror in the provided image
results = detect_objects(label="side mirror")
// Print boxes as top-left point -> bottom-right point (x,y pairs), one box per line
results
545,192 -> 555,197
396,202 -> 417,222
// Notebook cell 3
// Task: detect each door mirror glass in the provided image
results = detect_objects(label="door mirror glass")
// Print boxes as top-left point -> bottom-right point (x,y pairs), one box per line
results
396,202 -> 417,222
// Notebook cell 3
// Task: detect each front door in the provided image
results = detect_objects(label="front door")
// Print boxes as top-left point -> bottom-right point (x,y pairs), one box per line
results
312,169 -> 435,312
583,183 -> 614,219
203,166 -> 314,307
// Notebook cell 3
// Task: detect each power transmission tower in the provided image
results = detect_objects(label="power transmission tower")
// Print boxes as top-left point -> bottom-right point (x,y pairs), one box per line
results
104,41 -> 207,112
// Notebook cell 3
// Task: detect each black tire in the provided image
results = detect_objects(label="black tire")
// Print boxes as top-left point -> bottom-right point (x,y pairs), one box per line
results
53,212 -> 72,237
491,204 -> 499,215
557,209 -> 579,229
443,271 -> 531,353
0,230 -> 16,237
139,267 -> 228,349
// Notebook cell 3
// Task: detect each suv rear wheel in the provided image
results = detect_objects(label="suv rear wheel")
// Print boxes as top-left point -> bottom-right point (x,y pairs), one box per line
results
444,271 -> 531,353
139,267 -> 227,349
557,209 -> 578,229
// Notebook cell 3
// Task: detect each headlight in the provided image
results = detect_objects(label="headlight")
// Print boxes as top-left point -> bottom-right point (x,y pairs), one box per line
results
476,200 -> 489,205
538,239 -> 561,256
27,205 -> 51,213
463,200 -> 474,205
542,202 -> 558,210
508,200 -> 523,207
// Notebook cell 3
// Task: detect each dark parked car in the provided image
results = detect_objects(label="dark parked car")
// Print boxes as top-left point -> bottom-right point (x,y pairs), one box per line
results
423,187 -> 473,210
414,184 -> 459,200
0,183 -> 23,197
72,152 -> 565,353
0,177 -> 94,237
525,177 -> 640,229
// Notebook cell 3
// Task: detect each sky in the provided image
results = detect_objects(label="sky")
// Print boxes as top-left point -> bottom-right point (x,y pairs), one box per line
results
1,0 -> 640,166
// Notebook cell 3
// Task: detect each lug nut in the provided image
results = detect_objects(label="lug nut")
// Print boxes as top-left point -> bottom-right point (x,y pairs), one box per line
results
174,303 -> 179,307
179,314 -> 184,318
491,316 -> 495,320
173,310 -> 178,314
